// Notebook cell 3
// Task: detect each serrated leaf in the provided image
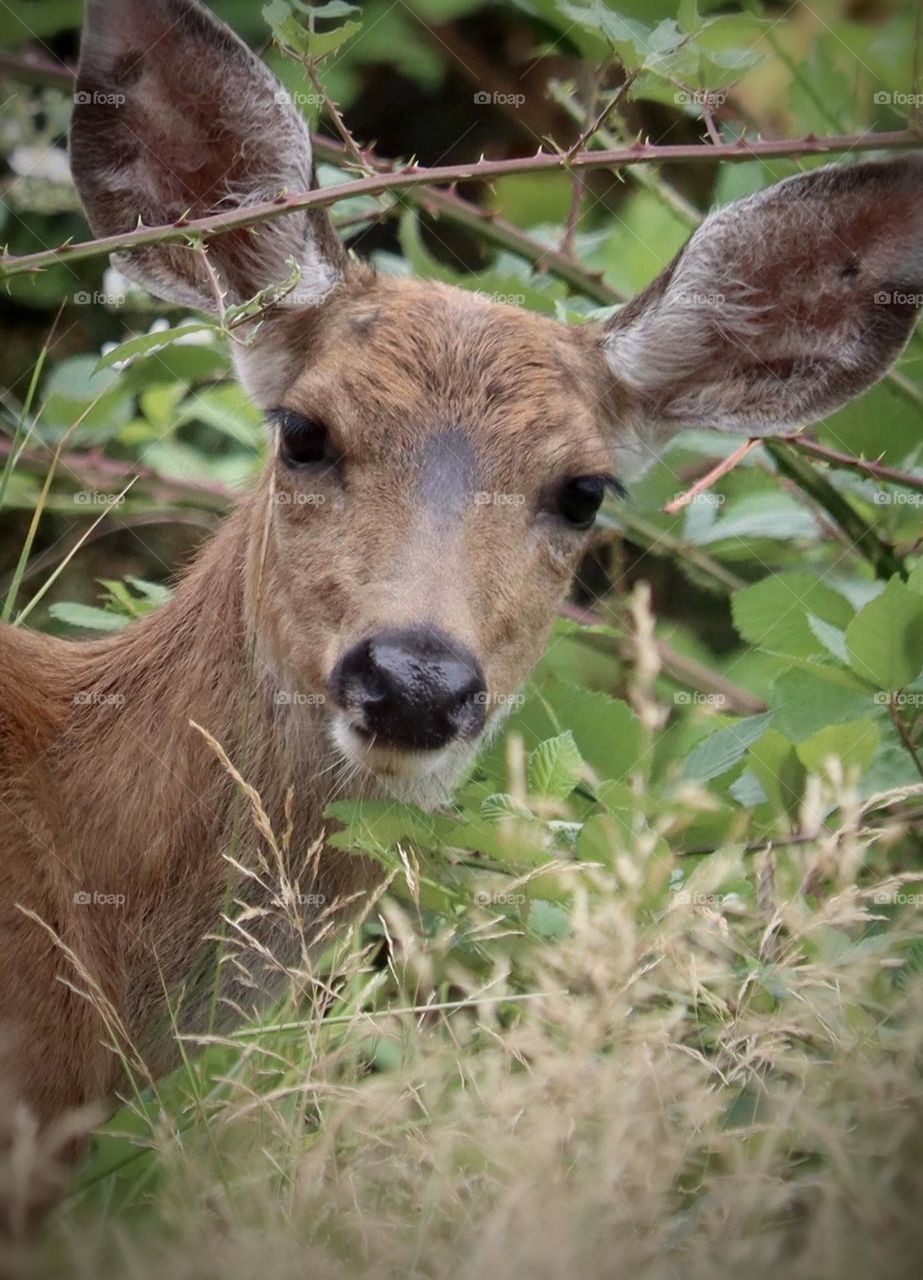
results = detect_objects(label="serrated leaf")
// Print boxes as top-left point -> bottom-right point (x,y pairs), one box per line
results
845,577 -> 923,690
306,18 -> 361,57
732,572 -> 854,659
95,325 -> 216,372
481,793 -> 536,823
528,731 -> 584,802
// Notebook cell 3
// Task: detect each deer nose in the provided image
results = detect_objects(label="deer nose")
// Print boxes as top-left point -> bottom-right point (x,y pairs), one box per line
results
330,628 -> 487,751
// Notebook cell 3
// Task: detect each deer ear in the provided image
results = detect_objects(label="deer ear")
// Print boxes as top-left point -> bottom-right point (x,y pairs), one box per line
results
70,0 -> 347,314
600,155 -> 923,449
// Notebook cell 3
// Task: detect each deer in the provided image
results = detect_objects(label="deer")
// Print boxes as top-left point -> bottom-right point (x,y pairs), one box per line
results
1,0 -> 922,1233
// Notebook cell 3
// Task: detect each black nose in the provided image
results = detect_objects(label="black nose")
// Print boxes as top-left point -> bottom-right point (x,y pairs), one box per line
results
330,628 -> 487,751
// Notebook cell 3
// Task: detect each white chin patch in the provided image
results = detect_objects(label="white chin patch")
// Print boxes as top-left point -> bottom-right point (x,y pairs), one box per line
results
330,715 -> 476,809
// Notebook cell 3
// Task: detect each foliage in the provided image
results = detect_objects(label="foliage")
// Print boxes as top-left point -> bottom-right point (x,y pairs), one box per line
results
1,0 -> 922,1276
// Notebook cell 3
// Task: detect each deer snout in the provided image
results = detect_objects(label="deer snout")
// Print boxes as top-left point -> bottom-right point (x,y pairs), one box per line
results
330,628 -> 487,752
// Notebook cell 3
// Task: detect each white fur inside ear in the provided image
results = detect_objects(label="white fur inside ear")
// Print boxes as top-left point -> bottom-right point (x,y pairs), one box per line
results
73,0 -> 346,315
602,155 -> 923,442
232,337 -> 304,410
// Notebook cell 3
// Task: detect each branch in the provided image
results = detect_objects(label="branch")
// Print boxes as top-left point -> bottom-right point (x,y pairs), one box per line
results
780,434 -> 923,494
2,131 -> 918,282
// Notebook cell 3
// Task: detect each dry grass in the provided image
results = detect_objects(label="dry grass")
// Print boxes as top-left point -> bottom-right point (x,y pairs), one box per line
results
18,784 -> 923,1280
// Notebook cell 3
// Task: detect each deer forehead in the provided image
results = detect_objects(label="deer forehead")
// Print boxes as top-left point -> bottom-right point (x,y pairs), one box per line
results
245,275 -> 613,468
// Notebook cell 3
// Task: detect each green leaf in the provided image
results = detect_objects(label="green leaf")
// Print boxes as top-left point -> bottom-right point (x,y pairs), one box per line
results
95,325 -> 216,373
845,577 -> 923,690
806,613 -> 850,664
528,731 -> 584,802
797,720 -> 880,775
732,572 -> 854,659
306,18 -> 361,58
481,793 -> 537,823
527,898 -> 570,940
49,602 -> 129,633
263,0 -> 360,58
747,731 -> 806,824
325,800 -> 436,855
683,713 -> 773,783
770,669 -> 872,741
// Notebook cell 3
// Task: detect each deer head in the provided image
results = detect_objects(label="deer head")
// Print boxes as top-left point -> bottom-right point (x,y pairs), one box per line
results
70,0 -> 923,807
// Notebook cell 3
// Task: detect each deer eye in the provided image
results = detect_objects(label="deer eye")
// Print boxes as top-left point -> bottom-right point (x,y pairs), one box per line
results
273,409 -> 338,469
555,475 -> 608,529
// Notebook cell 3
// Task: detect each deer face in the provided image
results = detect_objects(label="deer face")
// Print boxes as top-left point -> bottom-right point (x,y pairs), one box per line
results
240,275 -> 616,801
71,0 -> 923,804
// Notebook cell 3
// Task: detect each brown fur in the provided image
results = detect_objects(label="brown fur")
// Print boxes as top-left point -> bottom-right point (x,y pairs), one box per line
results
0,274 -> 615,1163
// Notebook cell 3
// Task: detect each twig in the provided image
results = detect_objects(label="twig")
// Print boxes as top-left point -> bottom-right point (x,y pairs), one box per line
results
0,439 -> 234,505
2,130 -> 918,282
888,703 -> 923,782
303,61 -> 371,172
779,434 -> 923,494
663,438 -> 762,514
0,51 -> 74,89
559,601 -> 767,716
763,439 -> 906,580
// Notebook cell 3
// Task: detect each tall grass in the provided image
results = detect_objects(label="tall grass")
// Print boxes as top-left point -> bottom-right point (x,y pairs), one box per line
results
20,771 -> 923,1280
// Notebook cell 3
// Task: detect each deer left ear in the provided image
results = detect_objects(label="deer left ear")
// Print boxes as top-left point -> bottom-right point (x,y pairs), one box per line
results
70,0 -> 347,315
598,154 -> 923,444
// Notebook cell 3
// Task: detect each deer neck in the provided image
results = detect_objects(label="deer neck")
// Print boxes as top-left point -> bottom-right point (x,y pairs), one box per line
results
58,491 -> 337,886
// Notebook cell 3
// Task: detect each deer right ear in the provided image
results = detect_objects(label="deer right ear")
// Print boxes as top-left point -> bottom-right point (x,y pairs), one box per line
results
70,0 -> 347,316
598,154 -> 923,459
